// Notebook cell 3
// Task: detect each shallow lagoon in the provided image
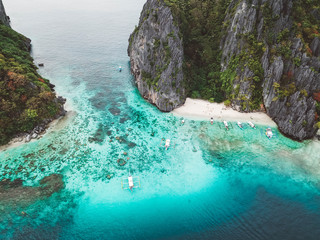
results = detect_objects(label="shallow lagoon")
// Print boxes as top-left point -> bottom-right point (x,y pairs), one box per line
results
1,0 -> 320,239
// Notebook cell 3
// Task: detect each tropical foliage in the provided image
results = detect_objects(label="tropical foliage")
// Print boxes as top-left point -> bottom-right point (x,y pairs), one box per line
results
0,23 -> 61,145
163,0 -> 320,110
164,0 -> 232,102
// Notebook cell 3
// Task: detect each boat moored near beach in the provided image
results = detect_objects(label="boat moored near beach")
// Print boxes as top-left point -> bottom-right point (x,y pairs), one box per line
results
248,121 -> 256,129
237,121 -> 243,129
223,121 -> 229,130
266,128 -> 273,139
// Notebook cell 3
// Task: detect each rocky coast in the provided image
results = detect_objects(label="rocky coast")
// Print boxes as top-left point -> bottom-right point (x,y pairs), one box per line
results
128,0 -> 320,141
0,0 -> 66,147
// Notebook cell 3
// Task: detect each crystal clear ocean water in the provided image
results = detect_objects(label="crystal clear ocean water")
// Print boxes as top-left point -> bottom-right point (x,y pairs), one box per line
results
1,0 -> 320,239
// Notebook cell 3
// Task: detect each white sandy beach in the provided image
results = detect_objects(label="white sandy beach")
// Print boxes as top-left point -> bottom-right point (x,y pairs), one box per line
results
172,98 -> 277,126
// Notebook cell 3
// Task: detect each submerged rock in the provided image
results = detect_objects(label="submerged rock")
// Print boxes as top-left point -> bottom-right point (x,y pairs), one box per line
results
117,158 -> 127,166
127,142 -> 137,148
108,107 -> 121,116
0,174 -> 64,207
39,174 -> 64,197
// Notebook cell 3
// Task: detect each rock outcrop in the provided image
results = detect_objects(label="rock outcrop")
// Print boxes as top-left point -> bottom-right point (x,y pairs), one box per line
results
0,0 -> 10,26
221,0 -> 320,140
128,0 -> 185,112
130,0 -> 320,140
0,174 -> 64,206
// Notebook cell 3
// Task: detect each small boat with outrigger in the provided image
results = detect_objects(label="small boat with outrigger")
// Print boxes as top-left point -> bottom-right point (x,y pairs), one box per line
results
248,121 -> 256,129
121,170 -> 141,191
160,138 -> 175,150
265,127 -> 273,139
223,121 -> 229,130
237,121 -> 243,129
165,139 -> 170,150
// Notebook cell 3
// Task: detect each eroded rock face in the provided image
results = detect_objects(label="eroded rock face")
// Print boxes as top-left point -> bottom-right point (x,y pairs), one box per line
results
0,0 -> 10,26
128,0 -> 185,112
130,0 -> 320,140
221,0 -> 320,140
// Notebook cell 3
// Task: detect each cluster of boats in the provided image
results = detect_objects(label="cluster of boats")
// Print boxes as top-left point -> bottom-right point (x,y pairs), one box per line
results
122,119 -> 274,191
184,118 -> 274,139
222,120 -> 255,130
223,120 -> 273,139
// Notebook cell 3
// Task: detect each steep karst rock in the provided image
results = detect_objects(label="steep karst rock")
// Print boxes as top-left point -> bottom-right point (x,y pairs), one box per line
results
128,0 -> 185,112
221,0 -> 320,140
129,0 -> 320,141
0,0 -> 10,27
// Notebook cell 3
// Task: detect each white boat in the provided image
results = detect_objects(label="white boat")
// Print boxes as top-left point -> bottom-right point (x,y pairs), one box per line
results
248,121 -> 255,128
121,173 -> 141,190
119,66 -> 122,72
266,128 -> 273,139
165,139 -> 170,150
223,121 -> 229,130
237,121 -> 243,129
128,176 -> 134,189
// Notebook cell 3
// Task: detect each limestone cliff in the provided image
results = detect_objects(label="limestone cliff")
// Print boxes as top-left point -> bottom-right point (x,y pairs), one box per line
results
220,0 -> 320,140
128,0 -> 185,112
0,0 -> 10,26
130,0 -> 320,140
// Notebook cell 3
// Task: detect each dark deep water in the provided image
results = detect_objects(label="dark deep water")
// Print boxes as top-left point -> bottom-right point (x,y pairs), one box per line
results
1,0 -> 320,239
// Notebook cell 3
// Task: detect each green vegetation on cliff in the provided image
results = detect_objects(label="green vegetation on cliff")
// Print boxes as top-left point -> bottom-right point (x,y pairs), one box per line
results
0,23 -> 63,145
164,0 -> 231,102
128,0 -> 320,139
164,0 -> 320,110
292,0 -> 320,54
163,0 -> 267,109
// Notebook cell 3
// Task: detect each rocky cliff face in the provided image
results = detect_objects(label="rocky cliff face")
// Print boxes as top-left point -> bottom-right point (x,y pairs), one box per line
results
0,0 -> 10,26
221,0 -> 320,140
128,0 -> 185,112
130,0 -> 320,140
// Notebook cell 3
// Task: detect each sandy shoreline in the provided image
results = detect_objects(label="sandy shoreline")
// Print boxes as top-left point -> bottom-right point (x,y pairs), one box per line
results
0,101 -> 76,152
172,98 -> 276,127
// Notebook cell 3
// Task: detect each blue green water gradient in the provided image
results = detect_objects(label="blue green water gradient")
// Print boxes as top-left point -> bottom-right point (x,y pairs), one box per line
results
1,0 -> 320,239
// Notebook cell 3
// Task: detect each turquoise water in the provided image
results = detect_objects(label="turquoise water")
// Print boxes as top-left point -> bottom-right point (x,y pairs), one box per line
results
1,0 -> 320,239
